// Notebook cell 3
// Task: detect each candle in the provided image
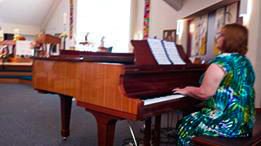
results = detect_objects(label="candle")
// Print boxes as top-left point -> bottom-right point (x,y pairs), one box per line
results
64,13 -> 67,32
64,13 -> 67,25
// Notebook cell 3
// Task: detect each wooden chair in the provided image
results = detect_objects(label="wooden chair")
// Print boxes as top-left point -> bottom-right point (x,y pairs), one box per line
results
192,109 -> 261,146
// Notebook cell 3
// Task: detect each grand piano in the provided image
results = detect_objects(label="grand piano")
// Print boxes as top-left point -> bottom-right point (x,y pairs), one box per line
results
32,39 -> 207,146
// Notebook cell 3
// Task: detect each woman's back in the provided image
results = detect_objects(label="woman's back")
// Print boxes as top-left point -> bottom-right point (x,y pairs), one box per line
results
208,53 -> 255,131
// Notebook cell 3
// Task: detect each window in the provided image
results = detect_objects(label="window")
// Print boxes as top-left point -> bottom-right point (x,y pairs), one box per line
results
76,0 -> 131,52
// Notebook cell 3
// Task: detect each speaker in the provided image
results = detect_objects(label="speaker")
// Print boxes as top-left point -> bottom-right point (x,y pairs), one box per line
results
4,33 -> 14,40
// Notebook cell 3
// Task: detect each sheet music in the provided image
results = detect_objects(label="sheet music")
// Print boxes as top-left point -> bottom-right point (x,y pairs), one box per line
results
147,39 -> 171,64
162,41 -> 185,64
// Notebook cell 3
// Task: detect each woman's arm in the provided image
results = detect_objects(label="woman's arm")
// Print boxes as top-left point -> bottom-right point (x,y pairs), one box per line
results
173,64 -> 225,100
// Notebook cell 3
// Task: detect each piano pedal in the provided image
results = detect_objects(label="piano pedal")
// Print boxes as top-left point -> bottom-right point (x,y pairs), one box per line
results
62,137 -> 67,141
166,128 -> 177,137
139,125 -> 178,145
157,128 -> 177,144
139,124 -> 146,134
125,121 -> 142,146
122,138 -> 143,146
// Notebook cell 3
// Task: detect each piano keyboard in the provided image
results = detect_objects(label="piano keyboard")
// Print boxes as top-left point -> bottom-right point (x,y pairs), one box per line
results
143,94 -> 185,106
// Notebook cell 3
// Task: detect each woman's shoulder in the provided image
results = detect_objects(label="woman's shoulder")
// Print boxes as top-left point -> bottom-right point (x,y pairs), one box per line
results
213,53 -> 254,70
210,53 -> 234,63
216,53 -> 239,58
213,53 -> 247,62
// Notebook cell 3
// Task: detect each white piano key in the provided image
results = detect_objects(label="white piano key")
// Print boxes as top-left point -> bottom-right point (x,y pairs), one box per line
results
143,94 -> 185,106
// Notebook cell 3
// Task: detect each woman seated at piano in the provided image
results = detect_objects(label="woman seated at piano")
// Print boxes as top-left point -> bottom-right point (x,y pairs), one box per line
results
173,23 -> 255,145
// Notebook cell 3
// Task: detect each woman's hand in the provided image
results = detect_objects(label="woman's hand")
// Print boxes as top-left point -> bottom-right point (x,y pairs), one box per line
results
172,87 -> 188,95
173,86 -> 209,100
171,64 -> 225,100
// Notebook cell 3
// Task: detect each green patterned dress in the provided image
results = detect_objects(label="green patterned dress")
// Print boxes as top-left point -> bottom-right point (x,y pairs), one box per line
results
176,53 -> 255,145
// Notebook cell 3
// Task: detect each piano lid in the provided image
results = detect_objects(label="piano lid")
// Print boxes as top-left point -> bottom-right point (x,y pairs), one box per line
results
34,50 -> 134,64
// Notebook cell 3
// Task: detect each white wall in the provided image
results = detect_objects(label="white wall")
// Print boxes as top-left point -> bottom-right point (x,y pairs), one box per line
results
151,0 -> 223,39
44,0 -> 68,35
132,0 -> 144,40
44,0 -> 222,47
134,0 -> 222,40
149,0 -> 178,39
0,22 -> 40,35
245,0 -> 261,108
256,1 -> 261,108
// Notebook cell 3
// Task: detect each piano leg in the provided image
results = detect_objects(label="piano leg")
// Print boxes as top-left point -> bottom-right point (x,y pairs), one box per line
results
144,117 -> 152,146
154,115 -> 161,146
90,110 -> 118,146
59,95 -> 73,140
144,116 -> 161,146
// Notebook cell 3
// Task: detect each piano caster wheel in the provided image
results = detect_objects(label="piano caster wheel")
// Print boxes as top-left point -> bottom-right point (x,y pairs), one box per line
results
62,137 -> 68,141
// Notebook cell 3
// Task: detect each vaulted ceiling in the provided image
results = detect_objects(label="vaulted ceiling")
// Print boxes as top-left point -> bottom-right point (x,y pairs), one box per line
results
0,0 -> 56,26
0,0 -> 184,28
163,0 -> 184,11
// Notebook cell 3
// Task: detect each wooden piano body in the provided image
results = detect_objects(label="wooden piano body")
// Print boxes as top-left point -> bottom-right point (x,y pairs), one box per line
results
33,40 -> 207,146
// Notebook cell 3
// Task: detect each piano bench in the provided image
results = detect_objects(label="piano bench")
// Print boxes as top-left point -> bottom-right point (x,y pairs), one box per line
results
192,109 -> 261,146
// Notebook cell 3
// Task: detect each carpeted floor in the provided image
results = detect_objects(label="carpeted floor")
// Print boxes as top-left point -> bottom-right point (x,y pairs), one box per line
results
0,84 -> 145,146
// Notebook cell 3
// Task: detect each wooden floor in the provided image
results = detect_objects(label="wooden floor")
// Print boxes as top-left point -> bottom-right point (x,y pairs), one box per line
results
0,78 -> 31,84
